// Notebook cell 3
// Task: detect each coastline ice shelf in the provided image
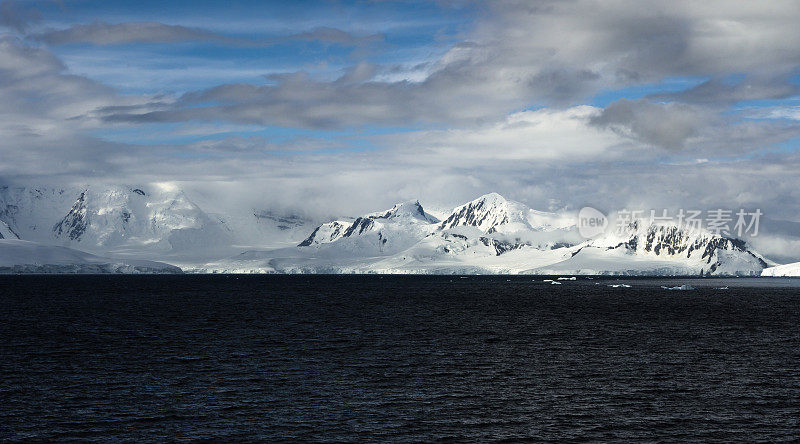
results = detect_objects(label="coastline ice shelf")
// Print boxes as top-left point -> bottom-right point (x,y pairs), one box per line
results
762,262 -> 800,277
0,239 -> 181,274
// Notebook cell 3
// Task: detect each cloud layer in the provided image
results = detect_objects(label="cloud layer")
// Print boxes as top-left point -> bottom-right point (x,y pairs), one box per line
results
33,22 -> 384,47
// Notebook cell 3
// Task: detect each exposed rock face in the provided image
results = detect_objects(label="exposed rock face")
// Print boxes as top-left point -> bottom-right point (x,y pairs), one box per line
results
479,236 -> 528,256
254,211 -> 307,230
439,193 -> 514,232
53,191 -> 88,241
635,224 -> 766,270
298,221 -> 350,246
299,200 -> 438,247
565,222 -> 771,275
0,220 -> 19,240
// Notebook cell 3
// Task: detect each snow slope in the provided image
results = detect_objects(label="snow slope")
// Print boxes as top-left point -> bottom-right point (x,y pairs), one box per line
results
762,262 -> 800,277
0,219 -> 18,239
0,239 -> 181,274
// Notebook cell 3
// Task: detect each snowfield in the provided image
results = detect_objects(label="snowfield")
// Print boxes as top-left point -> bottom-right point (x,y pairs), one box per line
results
762,262 -> 800,277
0,239 -> 181,274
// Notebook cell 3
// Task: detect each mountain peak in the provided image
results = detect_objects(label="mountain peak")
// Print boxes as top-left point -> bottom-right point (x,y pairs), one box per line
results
476,192 -> 506,202
439,192 -> 527,232
371,200 -> 439,223
299,200 -> 438,247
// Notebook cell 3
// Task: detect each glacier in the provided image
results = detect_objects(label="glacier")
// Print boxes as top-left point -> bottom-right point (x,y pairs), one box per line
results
762,262 -> 800,277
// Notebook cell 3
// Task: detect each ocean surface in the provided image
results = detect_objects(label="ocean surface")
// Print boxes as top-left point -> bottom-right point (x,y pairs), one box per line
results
1,275 -> 800,442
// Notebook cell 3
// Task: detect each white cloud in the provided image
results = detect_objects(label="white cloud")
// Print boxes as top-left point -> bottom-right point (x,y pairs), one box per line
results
761,106 -> 800,120
387,106 -> 627,163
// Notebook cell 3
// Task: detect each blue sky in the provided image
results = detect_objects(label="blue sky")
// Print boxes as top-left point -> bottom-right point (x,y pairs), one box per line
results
24,0 -> 474,147
44,0 -> 470,93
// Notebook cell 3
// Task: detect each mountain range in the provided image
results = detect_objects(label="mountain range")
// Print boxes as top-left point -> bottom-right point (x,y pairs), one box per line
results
0,185 -> 792,275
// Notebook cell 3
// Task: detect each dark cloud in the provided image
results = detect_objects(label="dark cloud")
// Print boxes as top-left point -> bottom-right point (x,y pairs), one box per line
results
527,68 -> 601,105
589,99 -> 711,150
484,1 -> 800,82
650,77 -> 800,105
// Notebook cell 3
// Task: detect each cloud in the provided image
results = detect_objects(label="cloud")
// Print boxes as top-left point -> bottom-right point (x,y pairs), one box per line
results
588,98 -> 800,152
96,0 -> 800,130
385,106 -> 628,163
650,77 -> 800,104
589,99 -> 712,150
0,37 -> 150,179
0,36 -> 121,132
33,21 -> 385,47
747,106 -> 800,121
337,62 -> 379,84
34,21 -> 232,45
477,0 -> 800,84
0,0 -> 41,33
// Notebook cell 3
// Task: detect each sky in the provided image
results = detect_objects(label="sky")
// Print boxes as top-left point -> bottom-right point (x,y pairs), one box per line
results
2,0 -> 800,258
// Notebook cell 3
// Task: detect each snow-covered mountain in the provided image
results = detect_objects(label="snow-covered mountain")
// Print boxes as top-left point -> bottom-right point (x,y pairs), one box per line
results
0,239 -> 180,274
298,201 -> 437,248
46,185 -> 233,254
439,192 -> 572,234
0,185 -> 317,265
200,193 -> 771,275
762,262 -> 800,277
0,186 -> 782,275
530,221 -> 771,276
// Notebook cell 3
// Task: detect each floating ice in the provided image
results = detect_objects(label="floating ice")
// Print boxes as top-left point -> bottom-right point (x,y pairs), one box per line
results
661,285 -> 695,290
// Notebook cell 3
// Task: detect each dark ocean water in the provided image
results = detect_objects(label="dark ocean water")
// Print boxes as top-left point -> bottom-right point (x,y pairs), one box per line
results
1,275 -> 800,442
